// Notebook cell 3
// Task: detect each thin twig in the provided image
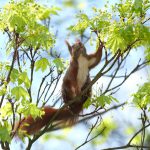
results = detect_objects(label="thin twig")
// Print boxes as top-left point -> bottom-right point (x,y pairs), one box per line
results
75,126 -> 106,150
0,33 -> 19,107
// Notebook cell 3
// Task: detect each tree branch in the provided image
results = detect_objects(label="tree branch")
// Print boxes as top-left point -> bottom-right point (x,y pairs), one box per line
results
103,123 -> 150,150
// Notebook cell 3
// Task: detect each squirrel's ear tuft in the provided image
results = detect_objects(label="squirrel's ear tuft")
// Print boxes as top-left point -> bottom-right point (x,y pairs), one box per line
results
65,40 -> 72,55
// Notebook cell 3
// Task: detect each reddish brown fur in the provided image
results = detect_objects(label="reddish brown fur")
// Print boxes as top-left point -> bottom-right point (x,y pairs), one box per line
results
87,44 -> 103,69
16,40 -> 103,135
18,107 -> 75,135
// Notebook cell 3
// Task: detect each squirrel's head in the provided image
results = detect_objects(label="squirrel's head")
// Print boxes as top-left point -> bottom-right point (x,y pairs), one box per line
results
66,39 -> 87,59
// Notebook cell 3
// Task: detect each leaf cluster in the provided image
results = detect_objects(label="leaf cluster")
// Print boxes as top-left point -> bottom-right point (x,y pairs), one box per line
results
84,95 -> 118,109
0,0 -> 61,143
132,82 -> 150,110
0,0 -> 60,50
71,0 -> 150,54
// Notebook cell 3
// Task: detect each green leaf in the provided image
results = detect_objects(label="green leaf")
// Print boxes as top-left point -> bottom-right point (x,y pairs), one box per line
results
119,25 -> 135,43
0,0 -> 56,49
18,72 -> 30,88
10,68 -> 19,83
83,98 -> 91,109
8,14 -> 26,32
0,86 -> 6,96
132,82 -> 150,109
0,102 -> 12,119
73,20 -> 89,31
96,95 -> 110,106
132,0 -> 143,13
72,13 -> 90,31
35,58 -> 50,72
38,8 -> 51,20
96,95 -> 118,107
84,95 -> 118,109
0,124 -> 11,143
18,101 -> 44,119
53,58 -> 65,72
109,95 -> 119,103
38,6 -> 60,20
49,7 -> 61,15
106,31 -> 127,53
11,86 -> 29,100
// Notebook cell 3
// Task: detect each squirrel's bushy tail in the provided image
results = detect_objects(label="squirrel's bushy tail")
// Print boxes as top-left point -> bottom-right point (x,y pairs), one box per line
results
16,76 -> 91,135
16,106 -> 80,135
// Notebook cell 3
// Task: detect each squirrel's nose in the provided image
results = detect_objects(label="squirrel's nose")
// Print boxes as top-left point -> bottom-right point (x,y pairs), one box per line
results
76,39 -> 81,44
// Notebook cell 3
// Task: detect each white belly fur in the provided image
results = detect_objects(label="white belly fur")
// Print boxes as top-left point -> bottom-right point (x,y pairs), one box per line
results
77,55 -> 89,90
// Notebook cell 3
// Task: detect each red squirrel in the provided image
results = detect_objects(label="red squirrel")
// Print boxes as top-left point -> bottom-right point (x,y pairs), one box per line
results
16,40 -> 103,135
